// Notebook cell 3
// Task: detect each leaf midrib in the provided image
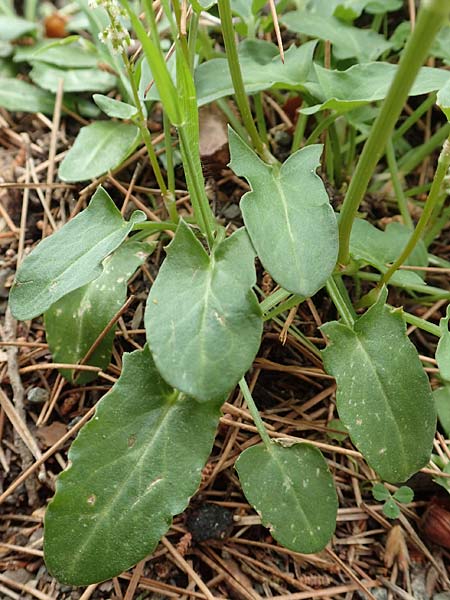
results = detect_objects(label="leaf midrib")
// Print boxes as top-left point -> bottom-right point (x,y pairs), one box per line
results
352,335 -> 408,473
64,392 -> 179,575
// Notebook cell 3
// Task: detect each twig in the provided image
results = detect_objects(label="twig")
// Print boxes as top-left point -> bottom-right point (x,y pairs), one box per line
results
0,405 -> 96,505
268,0 -> 284,63
0,389 -> 42,462
162,537 -> 217,600
4,308 -> 42,503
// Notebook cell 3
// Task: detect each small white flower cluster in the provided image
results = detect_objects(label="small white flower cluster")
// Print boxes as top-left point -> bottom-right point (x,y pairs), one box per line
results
88,0 -> 131,54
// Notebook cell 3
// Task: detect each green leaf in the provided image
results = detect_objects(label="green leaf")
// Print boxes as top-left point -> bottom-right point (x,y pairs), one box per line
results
281,11 -> 392,62
434,385 -> 450,438
0,16 -> 37,41
9,187 -> 145,321
59,121 -> 140,182
44,346 -> 221,585
14,38 -> 100,68
333,0 -> 402,20
349,219 -> 428,286
93,94 -> 137,120
327,418 -> 348,441
191,0 -> 216,10
393,486 -> 414,504
437,80 -> 450,121
0,77 -> 55,114
433,460 -> 450,493
433,26 -> 450,65
229,129 -> 338,297
303,63 -> 450,115
321,288 -> 436,483
145,221 -> 263,402
372,483 -> 390,501
236,441 -> 337,553
45,241 -> 154,385
194,40 -> 316,106
436,305 -> 450,381
382,498 -> 400,520
30,63 -> 116,93
301,0 -> 401,17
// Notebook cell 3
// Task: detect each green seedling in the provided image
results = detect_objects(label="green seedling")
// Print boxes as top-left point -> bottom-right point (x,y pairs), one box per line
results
372,483 -> 414,520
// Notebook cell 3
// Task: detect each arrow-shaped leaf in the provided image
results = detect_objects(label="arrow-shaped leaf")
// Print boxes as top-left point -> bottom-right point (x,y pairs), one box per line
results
145,221 -> 263,401
229,129 -> 338,297
44,345 -> 221,585
9,186 -> 145,320
45,241 -> 154,384
236,441 -> 337,553
321,289 -> 436,482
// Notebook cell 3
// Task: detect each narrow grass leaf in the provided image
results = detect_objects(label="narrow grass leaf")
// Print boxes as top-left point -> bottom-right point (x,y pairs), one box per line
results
30,62 -> 116,93
59,121 -> 139,182
229,129 -> 338,297
434,385 -> 450,438
236,441 -> 337,553
44,346 -> 221,585
436,305 -> 450,382
9,187 -> 145,320
45,241 -> 154,384
145,221 -> 263,402
321,288 -> 436,482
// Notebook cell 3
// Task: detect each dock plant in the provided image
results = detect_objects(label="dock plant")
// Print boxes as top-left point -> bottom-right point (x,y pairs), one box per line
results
6,0 -> 450,584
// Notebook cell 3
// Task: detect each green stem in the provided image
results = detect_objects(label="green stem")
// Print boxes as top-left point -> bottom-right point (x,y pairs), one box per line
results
337,0 -> 450,266
381,136 -> 450,286
217,0 -> 272,162
326,276 -> 355,327
291,109 -> 308,153
398,121 -> 450,175
254,93 -> 268,145
263,295 -> 304,322
162,112 -> 178,222
178,128 -> 215,247
132,221 -> 177,234
216,98 -> 249,141
304,113 -> 339,146
400,310 -> 441,337
355,271 -> 450,300
239,378 -> 272,447
386,139 -> 413,229
424,204 -> 450,246
259,287 -> 291,314
123,53 -> 169,200
393,92 -> 436,142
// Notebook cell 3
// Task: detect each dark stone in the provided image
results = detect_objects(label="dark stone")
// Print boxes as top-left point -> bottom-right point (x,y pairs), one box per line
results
186,503 -> 234,542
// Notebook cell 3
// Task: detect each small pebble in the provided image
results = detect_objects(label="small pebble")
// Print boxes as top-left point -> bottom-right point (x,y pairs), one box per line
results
27,387 -> 50,404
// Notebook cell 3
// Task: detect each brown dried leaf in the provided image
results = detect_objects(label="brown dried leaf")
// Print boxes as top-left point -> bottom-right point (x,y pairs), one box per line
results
199,104 -> 230,174
384,524 -> 409,572
36,422 -> 67,448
